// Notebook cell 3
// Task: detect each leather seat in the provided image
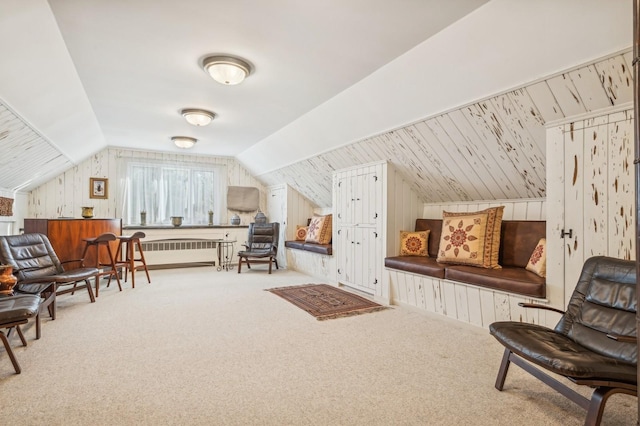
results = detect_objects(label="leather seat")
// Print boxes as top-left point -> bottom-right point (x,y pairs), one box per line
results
0,294 -> 41,374
489,256 -> 637,426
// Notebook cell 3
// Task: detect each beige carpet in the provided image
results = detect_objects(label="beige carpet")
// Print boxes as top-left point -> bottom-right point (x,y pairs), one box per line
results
0,266 -> 636,425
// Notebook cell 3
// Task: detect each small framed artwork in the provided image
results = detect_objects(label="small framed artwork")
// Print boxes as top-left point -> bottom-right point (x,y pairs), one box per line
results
90,177 -> 108,199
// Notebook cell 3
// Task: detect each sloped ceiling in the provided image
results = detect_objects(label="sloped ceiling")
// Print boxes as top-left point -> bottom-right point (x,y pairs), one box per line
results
258,50 -> 634,207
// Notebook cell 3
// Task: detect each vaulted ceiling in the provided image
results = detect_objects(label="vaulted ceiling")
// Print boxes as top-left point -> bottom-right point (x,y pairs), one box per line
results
0,1 -> 632,209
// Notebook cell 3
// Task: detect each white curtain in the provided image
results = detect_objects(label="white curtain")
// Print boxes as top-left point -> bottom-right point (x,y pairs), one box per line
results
117,157 -> 227,226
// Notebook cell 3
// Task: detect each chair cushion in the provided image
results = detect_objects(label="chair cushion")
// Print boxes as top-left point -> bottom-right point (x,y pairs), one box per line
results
31,267 -> 99,284
490,321 -> 637,383
0,295 -> 41,324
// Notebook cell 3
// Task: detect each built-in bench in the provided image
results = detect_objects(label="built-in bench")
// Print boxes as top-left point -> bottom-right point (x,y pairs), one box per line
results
384,219 -> 545,298
284,240 -> 332,255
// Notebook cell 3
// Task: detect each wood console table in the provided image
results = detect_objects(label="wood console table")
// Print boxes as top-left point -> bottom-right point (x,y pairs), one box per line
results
24,218 -> 122,267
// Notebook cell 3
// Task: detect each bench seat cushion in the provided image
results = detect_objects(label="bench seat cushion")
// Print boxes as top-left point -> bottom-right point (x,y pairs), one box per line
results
384,256 -> 446,279
445,264 -> 545,298
284,241 -> 332,255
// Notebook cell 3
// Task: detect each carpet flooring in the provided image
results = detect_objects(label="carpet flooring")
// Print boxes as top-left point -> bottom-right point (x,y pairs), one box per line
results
0,267 -> 636,425
266,283 -> 387,320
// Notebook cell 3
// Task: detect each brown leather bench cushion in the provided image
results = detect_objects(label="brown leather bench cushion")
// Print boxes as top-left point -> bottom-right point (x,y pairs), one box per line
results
445,265 -> 546,298
385,219 -> 546,298
284,241 -> 332,255
384,256 -> 445,279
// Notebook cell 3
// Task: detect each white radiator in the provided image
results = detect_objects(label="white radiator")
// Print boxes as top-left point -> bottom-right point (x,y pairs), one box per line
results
138,238 -> 219,266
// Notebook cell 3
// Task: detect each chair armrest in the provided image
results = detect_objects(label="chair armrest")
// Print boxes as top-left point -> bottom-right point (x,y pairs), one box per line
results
61,259 -> 84,265
517,302 -> 565,315
606,334 -> 637,343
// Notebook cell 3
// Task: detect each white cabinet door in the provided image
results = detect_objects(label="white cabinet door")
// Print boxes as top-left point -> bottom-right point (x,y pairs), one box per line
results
267,185 -> 287,268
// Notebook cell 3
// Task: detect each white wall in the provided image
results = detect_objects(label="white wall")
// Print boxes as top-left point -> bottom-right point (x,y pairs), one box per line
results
28,148 -> 267,225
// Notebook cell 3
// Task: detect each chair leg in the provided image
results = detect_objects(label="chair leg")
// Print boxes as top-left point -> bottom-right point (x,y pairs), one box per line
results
268,258 -> 273,274
128,240 -> 135,288
0,330 -> 21,374
106,244 -> 122,291
85,279 -> 96,303
136,240 -> 151,284
237,257 -> 243,273
274,258 -> 279,270
495,347 -> 512,391
585,386 -> 638,426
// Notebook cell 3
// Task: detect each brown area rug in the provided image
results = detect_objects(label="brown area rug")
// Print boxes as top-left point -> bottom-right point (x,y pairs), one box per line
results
266,284 -> 387,320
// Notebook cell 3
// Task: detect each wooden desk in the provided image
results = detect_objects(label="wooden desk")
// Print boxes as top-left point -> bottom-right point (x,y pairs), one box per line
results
24,218 -> 122,267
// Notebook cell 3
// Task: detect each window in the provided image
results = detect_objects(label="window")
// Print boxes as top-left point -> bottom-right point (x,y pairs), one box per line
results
120,159 -> 226,226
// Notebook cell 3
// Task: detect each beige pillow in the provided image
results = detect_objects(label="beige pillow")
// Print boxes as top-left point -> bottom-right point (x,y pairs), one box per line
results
526,238 -> 547,278
437,206 -> 504,269
400,230 -> 429,256
295,225 -> 308,241
306,214 -> 332,244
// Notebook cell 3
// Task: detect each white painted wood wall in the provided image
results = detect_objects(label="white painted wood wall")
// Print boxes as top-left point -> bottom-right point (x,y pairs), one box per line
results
28,147 -> 267,225
546,105 -> 635,307
258,50 -> 632,210
387,199 -> 556,328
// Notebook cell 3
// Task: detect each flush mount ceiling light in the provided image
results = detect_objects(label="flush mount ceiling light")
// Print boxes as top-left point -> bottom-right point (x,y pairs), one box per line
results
171,136 -> 197,149
202,55 -> 251,85
181,108 -> 215,126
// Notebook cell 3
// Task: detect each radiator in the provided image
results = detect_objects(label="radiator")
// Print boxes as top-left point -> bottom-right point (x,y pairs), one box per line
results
137,238 -> 221,267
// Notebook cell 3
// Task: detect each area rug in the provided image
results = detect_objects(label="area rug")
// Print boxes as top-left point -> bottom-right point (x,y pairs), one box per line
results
266,284 -> 387,320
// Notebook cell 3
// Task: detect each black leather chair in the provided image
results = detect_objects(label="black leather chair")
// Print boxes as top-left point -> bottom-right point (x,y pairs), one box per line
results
0,294 -> 41,374
0,233 -> 99,304
237,222 -> 280,274
489,256 -> 637,426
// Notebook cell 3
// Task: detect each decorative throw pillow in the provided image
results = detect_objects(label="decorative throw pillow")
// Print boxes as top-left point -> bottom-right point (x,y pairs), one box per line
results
295,225 -> 308,241
306,214 -> 332,244
400,230 -> 429,256
436,206 -> 504,269
526,238 -> 547,278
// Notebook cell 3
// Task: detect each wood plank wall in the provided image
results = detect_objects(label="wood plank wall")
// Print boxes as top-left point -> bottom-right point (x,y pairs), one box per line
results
258,50 -> 633,209
28,147 -> 267,224
546,107 -> 635,308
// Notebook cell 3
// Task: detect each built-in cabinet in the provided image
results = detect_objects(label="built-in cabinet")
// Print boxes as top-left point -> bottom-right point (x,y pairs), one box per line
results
334,161 -> 422,300
546,106 -> 635,308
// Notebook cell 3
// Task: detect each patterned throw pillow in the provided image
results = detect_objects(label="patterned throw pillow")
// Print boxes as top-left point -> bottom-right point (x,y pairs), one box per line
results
400,230 -> 429,256
526,238 -> 547,278
295,225 -> 308,241
436,206 -> 504,269
305,214 -> 332,244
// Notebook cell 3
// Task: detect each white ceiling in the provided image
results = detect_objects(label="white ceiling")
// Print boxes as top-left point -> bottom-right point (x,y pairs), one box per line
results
16,0 -> 487,162
0,0 -> 631,195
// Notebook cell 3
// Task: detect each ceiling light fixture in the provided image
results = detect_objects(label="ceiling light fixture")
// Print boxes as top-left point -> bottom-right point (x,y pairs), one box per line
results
181,108 -> 215,126
172,136 -> 197,149
202,55 -> 251,85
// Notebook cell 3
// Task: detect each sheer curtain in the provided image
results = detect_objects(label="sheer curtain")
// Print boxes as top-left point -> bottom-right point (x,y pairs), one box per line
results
117,157 -> 227,226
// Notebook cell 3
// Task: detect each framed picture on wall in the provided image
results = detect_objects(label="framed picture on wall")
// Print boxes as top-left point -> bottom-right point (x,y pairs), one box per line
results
90,177 -> 108,199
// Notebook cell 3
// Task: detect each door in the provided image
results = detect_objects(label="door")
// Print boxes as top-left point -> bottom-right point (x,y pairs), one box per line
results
267,185 -> 287,268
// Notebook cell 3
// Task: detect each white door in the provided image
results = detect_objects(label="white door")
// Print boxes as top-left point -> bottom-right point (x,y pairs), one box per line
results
267,185 -> 287,268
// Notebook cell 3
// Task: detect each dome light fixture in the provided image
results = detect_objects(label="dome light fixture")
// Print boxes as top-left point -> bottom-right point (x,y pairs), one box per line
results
181,108 -> 215,126
202,55 -> 251,85
171,136 -> 197,149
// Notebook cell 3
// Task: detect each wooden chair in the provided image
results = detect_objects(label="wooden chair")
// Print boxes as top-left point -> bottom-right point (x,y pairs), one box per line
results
237,222 -> 280,274
81,232 -> 122,296
114,232 -> 151,288
0,233 -> 99,304
489,256 -> 637,426
0,294 -> 41,374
